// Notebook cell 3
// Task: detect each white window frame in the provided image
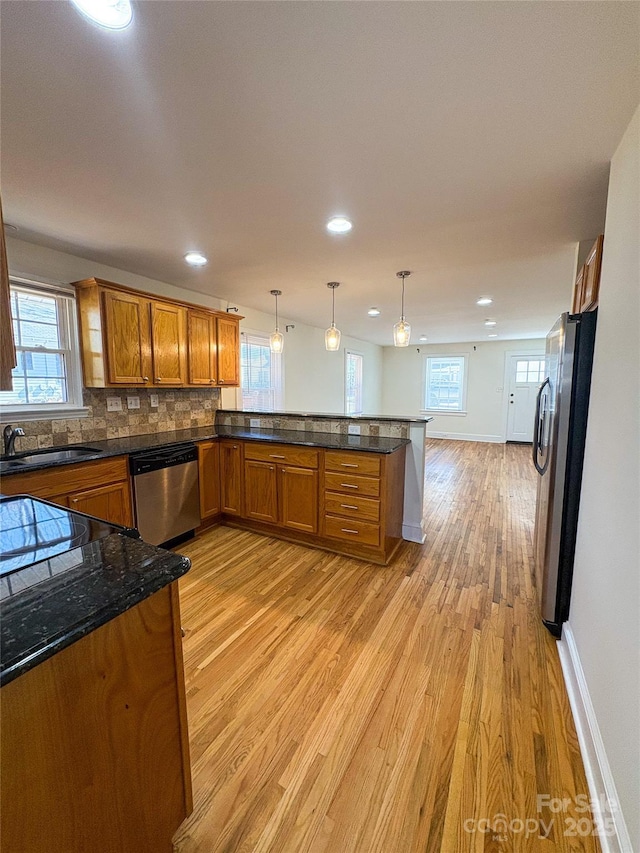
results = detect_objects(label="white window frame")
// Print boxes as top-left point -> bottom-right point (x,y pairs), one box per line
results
345,350 -> 364,415
422,353 -> 469,415
0,277 -> 87,421
240,330 -> 284,411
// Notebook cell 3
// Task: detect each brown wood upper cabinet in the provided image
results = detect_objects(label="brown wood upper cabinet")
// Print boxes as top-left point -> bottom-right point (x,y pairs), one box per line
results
572,235 -> 603,314
188,311 -> 217,385
216,316 -> 240,385
75,278 -> 241,388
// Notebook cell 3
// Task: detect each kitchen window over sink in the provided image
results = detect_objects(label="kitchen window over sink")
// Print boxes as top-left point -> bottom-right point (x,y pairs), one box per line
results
0,279 -> 86,421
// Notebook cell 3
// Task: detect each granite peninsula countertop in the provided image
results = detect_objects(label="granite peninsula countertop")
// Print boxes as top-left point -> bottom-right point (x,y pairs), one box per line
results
0,498 -> 191,686
218,409 -> 434,423
0,423 -> 410,476
216,426 -> 410,453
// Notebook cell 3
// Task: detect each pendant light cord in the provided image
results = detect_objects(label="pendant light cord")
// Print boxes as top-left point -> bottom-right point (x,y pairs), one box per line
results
275,292 -> 279,331
332,286 -> 336,326
400,273 -> 405,321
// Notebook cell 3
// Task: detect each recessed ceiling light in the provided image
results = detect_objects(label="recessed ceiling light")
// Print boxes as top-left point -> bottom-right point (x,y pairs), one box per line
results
367,307 -> 381,317
477,297 -> 493,306
488,333 -> 498,338
484,319 -> 497,327
184,251 -> 208,267
70,0 -> 133,30
326,216 -> 352,234
419,335 -> 428,342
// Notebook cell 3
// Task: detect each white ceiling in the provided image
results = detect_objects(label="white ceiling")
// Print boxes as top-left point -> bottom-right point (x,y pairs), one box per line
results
2,1 -> 639,344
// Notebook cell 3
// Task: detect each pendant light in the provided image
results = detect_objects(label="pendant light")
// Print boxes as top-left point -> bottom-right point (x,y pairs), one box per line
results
325,282 -> 342,351
393,270 -> 412,347
269,289 -> 284,353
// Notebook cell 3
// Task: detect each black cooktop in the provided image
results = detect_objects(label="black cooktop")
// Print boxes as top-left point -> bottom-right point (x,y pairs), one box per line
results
0,495 -> 127,579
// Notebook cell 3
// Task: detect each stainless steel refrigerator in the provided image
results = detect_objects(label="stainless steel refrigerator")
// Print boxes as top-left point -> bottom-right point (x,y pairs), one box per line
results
533,310 -> 597,637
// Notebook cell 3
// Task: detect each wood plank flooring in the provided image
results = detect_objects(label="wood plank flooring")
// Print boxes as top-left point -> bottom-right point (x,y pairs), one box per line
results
173,441 -> 600,852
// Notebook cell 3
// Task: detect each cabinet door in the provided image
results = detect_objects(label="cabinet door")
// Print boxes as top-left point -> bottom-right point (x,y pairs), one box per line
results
151,301 -> 187,385
103,290 -> 152,385
279,465 -> 318,533
580,235 -> 604,312
216,317 -> 240,386
198,441 -> 220,519
68,481 -> 133,527
188,312 -> 217,386
244,460 -> 278,524
220,441 -> 243,516
571,264 -> 586,314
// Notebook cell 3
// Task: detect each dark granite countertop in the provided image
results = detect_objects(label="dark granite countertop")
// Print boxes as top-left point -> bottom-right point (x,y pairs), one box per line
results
216,426 -> 410,453
1,511 -> 190,687
0,425 -> 218,476
218,408 -> 434,424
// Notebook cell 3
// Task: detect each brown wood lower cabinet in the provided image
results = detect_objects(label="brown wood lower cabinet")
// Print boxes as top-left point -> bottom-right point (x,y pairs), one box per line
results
226,441 -> 405,564
198,440 -> 221,522
0,583 -> 192,853
219,440 -> 243,515
0,456 -> 134,527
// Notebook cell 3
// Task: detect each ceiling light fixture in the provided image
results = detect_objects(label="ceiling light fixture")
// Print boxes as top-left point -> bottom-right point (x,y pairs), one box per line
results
70,0 -> 133,30
488,333 -> 498,338
367,307 -> 381,317
326,216 -> 352,234
184,251 -> 208,267
477,297 -> 493,306
269,289 -> 284,354
393,270 -> 412,347
419,335 -> 428,342
484,319 -> 497,327
325,282 -> 342,352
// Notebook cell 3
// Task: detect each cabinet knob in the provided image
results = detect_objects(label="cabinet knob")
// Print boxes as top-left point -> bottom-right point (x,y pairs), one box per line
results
155,377 -> 161,382
143,376 -> 149,382
220,379 -> 225,383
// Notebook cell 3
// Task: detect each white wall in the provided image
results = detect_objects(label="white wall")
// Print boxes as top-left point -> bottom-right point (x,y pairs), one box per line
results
6,237 -> 382,415
381,338 -> 545,441
568,107 -> 639,849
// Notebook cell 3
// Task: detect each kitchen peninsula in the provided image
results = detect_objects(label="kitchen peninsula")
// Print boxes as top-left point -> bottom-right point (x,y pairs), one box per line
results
0,496 -> 192,853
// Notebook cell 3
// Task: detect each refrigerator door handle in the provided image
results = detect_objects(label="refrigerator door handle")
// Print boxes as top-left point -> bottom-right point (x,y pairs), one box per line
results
533,378 -> 550,475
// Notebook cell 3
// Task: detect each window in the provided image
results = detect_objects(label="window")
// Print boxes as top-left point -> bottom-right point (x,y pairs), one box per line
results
240,332 -> 283,410
424,355 -> 468,412
515,358 -> 545,384
0,280 -> 85,419
345,351 -> 363,415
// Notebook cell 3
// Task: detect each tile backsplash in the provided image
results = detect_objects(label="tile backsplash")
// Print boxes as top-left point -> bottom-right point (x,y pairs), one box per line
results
216,411 -> 410,439
1,388 -> 220,451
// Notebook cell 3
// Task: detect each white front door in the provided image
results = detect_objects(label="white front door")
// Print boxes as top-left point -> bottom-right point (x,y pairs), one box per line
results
506,355 -> 545,442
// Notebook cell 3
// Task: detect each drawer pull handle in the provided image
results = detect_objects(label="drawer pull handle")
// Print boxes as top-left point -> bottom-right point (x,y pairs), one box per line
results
340,504 -> 358,510
340,483 -> 359,489
341,528 -> 359,535
341,463 -> 359,468
270,454 -> 286,459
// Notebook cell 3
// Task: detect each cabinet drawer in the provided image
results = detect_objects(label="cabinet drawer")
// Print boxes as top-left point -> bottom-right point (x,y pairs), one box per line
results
324,471 -> 380,498
324,492 -> 380,522
243,442 -> 318,469
324,515 -> 380,547
325,451 -> 381,477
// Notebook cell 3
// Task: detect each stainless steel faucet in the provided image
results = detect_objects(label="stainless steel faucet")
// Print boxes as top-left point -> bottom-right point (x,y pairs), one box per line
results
3,425 -> 25,457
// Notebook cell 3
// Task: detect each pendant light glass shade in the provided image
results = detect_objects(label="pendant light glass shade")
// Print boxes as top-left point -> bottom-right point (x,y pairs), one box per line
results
325,324 -> 341,351
393,319 -> 411,347
325,282 -> 341,352
269,289 -> 284,354
393,270 -> 412,347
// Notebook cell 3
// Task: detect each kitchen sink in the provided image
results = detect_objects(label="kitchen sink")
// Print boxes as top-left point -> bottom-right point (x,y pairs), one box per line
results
1,447 -> 101,466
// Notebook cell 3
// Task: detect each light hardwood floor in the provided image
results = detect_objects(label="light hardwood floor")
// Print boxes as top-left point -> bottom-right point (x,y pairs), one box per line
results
173,441 -> 600,852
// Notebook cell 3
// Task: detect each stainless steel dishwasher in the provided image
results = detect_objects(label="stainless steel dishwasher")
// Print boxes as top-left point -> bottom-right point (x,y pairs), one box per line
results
130,443 -> 200,546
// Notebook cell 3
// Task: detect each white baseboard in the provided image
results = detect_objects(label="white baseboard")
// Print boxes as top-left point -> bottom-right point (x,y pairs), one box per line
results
557,624 -> 633,853
426,431 -> 503,443
402,522 -> 426,544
